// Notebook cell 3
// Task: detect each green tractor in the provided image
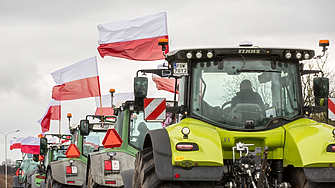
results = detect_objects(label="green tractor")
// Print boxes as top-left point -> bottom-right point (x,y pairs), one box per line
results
29,133 -> 72,188
43,115 -> 115,187
85,97 -> 164,187
132,39 -> 335,188
13,153 -> 39,188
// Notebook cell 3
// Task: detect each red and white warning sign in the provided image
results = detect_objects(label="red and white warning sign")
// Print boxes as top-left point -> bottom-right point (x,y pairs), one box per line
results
144,98 -> 166,121
328,98 -> 335,120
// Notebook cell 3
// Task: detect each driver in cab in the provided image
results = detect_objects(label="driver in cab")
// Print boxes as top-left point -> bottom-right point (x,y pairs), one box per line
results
231,79 -> 266,117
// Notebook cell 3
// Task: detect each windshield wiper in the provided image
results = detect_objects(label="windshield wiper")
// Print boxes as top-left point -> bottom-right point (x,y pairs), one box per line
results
237,69 -> 281,73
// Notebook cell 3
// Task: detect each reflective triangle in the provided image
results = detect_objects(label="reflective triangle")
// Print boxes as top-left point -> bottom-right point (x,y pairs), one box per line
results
65,143 -> 81,158
102,129 -> 123,149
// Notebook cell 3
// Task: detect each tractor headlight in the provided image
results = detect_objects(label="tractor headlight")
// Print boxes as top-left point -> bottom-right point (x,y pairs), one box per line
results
285,52 -> 292,59
296,52 -> 302,59
196,51 -> 202,58
68,159 -> 74,165
181,127 -> 190,136
304,53 -> 310,59
207,51 -> 213,58
186,52 -> 192,59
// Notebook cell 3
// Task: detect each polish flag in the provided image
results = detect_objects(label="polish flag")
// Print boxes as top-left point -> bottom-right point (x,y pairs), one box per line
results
37,99 -> 61,133
97,12 -> 168,61
21,136 -> 40,154
10,137 -> 24,150
152,63 -> 178,94
95,92 -> 133,116
51,57 -> 101,101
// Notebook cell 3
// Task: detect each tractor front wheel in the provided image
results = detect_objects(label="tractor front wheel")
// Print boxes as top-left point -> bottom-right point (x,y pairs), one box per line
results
287,167 -> 335,188
133,147 -> 214,188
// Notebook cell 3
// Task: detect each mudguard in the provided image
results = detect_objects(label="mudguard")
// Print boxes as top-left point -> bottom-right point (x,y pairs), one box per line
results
13,175 -> 24,188
283,118 -> 335,167
88,151 -> 135,187
284,118 -> 335,182
145,127 -> 223,181
49,159 -> 86,186
26,169 -> 38,186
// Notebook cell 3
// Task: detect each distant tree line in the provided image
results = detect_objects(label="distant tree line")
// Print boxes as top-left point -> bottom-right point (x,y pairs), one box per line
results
0,159 -> 17,175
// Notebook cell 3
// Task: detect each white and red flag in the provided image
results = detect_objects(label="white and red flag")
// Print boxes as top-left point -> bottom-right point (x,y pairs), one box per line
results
21,136 -> 40,154
97,12 -> 168,61
51,57 -> 101,101
10,137 -> 24,150
37,99 -> 61,133
95,92 -> 133,116
152,63 -> 178,93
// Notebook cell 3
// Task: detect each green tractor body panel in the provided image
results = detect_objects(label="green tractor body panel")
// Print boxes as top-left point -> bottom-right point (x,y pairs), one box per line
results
283,118 -> 335,167
167,117 -> 335,169
167,118 -> 224,166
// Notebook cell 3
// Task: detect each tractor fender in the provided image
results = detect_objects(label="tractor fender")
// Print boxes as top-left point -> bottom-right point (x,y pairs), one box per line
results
26,169 -> 38,185
49,159 -> 86,186
283,118 -> 335,167
88,150 -> 135,187
12,175 -> 23,188
145,128 -> 223,181
284,118 -> 335,183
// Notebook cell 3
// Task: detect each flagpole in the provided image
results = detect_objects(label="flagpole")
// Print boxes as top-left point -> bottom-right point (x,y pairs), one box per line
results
59,102 -> 61,138
99,95 -> 104,124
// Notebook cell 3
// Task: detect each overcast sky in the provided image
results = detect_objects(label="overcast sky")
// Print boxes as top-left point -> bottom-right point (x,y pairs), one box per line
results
1,0 -> 334,162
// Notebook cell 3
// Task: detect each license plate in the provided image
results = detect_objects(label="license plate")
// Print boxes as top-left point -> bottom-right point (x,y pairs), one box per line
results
71,166 -> 77,174
173,63 -> 188,75
112,160 -> 119,171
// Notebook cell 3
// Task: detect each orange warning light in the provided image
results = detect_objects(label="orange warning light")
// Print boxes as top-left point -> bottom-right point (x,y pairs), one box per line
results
102,129 -> 123,149
65,144 -> 81,158
67,113 -> 72,118
109,89 -> 115,93
319,39 -> 330,47
158,38 -> 169,46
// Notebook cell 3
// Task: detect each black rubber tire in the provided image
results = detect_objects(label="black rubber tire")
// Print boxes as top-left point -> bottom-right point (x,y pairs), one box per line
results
46,170 -> 52,188
133,147 -> 214,188
87,166 -> 103,188
287,167 -> 335,188
46,170 -> 64,188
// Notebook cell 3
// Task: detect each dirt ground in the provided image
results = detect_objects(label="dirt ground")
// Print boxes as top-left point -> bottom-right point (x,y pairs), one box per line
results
0,174 -> 13,188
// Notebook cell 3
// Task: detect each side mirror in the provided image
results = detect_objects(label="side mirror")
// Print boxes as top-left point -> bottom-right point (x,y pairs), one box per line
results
313,77 -> 329,106
80,119 -> 90,136
134,77 -> 148,98
40,137 -> 48,156
33,154 -> 39,162
15,160 -> 22,168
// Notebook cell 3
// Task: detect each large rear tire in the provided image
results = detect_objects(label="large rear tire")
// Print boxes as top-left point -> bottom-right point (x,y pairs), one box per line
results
46,170 -> 63,188
133,147 -> 214,188
46,170 -> 52,188
87,166 -> 103,188
287,167 -> 335,188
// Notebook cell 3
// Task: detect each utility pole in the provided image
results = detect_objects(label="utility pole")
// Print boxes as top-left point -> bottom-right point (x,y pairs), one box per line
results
0,129 -> 20,188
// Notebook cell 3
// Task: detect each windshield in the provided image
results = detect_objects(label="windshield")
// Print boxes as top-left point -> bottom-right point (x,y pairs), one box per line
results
129,111 -> 163,149
83,131 -> 107,156
191,58 -> 301,130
